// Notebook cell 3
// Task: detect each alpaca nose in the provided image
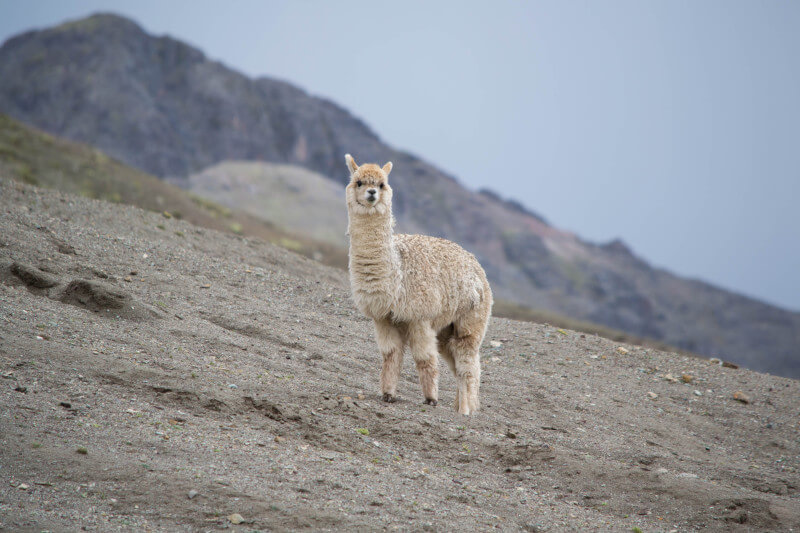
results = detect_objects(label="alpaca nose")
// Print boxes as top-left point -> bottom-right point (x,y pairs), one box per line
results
367,188 -> 377,197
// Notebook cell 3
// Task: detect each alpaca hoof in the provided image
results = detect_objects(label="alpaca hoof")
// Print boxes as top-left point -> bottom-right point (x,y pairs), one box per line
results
424,398 -> 438,406
382,393 -> 396,403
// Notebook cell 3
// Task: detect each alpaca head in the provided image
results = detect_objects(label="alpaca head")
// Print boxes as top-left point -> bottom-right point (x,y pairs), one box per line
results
345,154 -> 393,216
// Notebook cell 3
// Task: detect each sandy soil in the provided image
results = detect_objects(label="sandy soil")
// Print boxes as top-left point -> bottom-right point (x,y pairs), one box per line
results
1,178 -> 798,532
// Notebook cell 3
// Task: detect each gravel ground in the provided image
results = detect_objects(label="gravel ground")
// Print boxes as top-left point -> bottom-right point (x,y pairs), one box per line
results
0,178 -> 798,532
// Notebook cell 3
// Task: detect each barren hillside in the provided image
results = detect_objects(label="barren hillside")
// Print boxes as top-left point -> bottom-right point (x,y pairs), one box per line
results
1,179 -> 798,531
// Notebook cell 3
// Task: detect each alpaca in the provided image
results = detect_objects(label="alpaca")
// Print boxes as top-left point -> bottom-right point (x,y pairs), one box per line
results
345,154 -> 493,415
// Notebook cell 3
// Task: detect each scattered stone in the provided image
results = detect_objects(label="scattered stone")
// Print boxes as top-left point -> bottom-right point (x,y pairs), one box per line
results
357,393 -> 365,400
489,340 -> 503,348
693,390 -> 703,397
490,356 -> 501,363
647,392 -> 658,400
227,383 -> 238,389
616,347 -> 629,355
187,489 -> 199,499
733,391 -> 751,404
655,467 -> 669,475
722,361 -> 739,369
13,385 -> 27,393
227,513 -> 244,524
709,357 -> 722,365
681,374 -> 693,383
18,483 -> 30,490
76,446 -> 88,455
663,374 -> 678,383
676,472 -> 698,479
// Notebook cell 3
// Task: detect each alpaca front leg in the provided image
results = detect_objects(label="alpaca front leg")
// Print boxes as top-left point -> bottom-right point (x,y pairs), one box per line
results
408,322 -> 439,406
374,319 -> 404,402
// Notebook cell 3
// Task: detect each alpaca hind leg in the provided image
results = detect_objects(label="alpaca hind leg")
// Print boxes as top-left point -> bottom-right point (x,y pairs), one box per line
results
448,326 -> 484,415
436,324 -> 458,408
436,323 -> 456,374
374,319 -> 405,402
409,321 -> 440,405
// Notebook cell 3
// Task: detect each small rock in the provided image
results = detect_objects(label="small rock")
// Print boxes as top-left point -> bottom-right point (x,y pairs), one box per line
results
18,483 -> 30,490
733,391 -> 751,404
489,340 -> 503,348
655,467 -> 669,475
616,347 -> 629,355
676,472 -> 698,479
227,513 -> 244,524
187,489 -> 199,499
357,393 -> 365,400
647,392 -> 658,400
663,373 -> 678,383
490,356 -> 501,363
227,383 -> 238,389
681,374 -> 693,383
722,361 -> 739,369
709,357 -> 722,365
76,447 -> 88,455
13,386 -> 27,393
693,390 -> 703,397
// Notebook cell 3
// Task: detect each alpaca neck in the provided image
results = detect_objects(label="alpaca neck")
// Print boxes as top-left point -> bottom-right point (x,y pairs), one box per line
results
347,210 -> 401,311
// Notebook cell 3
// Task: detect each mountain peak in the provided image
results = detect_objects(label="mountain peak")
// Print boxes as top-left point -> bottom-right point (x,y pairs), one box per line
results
54,12 -> 145,36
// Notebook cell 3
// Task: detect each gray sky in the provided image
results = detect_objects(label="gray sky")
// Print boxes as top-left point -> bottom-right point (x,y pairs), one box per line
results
2,1 -> 799,311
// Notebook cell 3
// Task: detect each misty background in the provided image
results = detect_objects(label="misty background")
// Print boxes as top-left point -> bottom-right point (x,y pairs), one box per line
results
2,0 -> 798,311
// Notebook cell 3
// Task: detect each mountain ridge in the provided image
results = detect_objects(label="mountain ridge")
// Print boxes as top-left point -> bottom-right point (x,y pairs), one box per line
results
1,13 -> 798,377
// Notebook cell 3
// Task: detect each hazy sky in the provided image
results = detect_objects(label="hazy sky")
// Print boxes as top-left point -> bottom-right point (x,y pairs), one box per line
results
2,1 -> 799,311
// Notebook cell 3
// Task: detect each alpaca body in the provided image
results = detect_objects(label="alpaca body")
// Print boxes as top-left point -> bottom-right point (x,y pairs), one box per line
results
345,154 -> 492,415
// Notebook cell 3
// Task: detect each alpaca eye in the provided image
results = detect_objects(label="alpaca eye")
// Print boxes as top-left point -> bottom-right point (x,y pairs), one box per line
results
356,180 -> 363,187
379,183 -> 385,189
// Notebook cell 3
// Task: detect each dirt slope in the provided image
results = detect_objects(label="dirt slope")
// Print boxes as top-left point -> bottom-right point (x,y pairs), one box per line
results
1,179 -> 798,532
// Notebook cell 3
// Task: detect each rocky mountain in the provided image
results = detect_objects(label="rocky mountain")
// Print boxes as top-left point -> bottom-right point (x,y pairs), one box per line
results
1,13 -> 798,377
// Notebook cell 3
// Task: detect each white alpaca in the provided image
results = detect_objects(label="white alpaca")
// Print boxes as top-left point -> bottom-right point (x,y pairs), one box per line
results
345,154 -> 493,415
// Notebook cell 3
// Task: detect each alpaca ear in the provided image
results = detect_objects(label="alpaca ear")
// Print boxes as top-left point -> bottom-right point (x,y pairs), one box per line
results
382,162 -> 393,176
345,154 -> 359,175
